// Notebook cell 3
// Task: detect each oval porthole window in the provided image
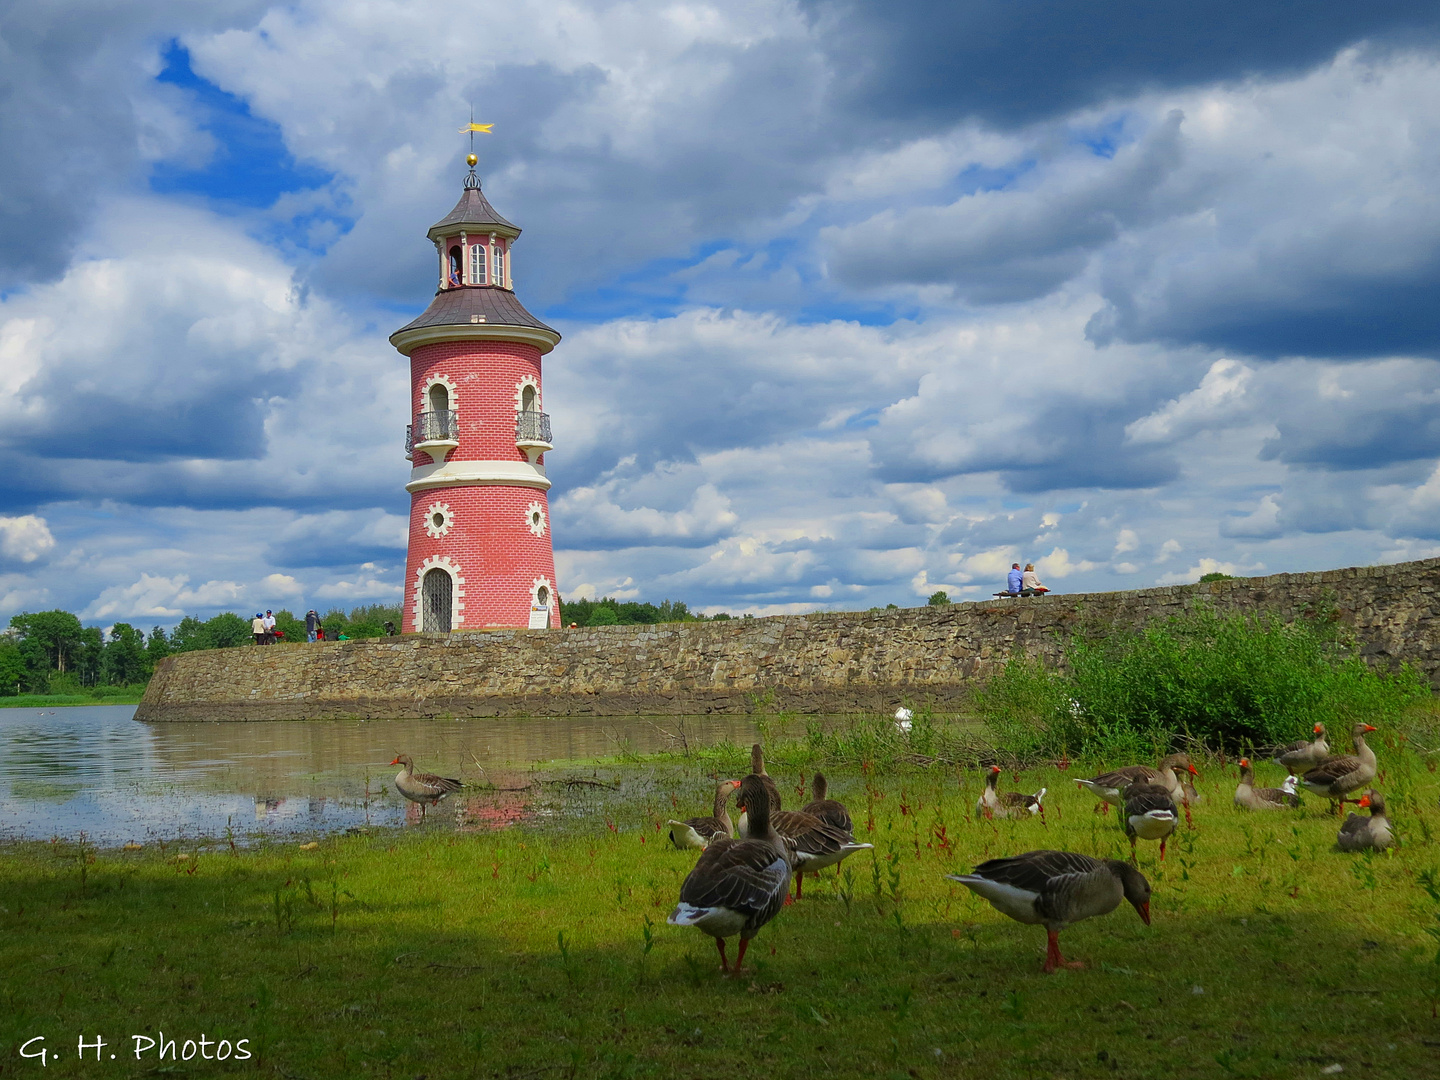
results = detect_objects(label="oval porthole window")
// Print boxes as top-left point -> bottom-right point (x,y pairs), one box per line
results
432,512 -> 445,529
536,586 -> 550,607
526,502 -> 547,536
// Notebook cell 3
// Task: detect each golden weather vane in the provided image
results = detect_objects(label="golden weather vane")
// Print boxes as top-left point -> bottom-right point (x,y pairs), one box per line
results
458,106 -> 493,167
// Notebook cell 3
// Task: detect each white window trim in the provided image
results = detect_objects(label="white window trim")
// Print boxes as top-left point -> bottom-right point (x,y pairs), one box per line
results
470,243 -> 487,285
526,501 -> 547,537
513,375 -> 541,412
421,373 -> 458,414
413,556 -> 466,631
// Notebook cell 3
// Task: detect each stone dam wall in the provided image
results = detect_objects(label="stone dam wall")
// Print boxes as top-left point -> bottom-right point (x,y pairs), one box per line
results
136,557 -> 1440,721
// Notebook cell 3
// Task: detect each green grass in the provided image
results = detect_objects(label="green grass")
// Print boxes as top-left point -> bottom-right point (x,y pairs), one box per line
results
0,688 -> 146,708
2,743 -> 1437,1079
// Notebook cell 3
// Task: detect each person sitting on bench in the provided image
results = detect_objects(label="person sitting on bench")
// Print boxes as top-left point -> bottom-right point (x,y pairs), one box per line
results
1006,563 -> 1023,595
1022,563 -> 1049,595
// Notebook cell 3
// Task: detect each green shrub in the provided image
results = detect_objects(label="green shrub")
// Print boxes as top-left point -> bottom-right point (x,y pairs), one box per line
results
927,591 -> 951,606
974,604 -> 1430,758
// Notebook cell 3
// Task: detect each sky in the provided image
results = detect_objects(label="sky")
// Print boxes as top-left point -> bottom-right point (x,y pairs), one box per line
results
5,0 -> 1440,626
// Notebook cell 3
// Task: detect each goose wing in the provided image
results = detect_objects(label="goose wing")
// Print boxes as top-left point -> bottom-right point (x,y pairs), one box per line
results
678,838 -> 790,932
965,850 -> 1104,891
801,798 -> 854,833
410,770 -> 463,796
1302,754 -> 1361,787
1123,783 -> 1177,816
1089,765 -> 1158,789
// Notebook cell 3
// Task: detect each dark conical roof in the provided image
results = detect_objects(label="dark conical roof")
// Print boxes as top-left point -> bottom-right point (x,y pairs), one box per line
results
428,182 -> 518,237
391,286 -> 557,340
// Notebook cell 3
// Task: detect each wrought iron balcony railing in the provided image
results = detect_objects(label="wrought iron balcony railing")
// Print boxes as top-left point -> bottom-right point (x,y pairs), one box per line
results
405,409 -> 459,459
516,410 -> 553,445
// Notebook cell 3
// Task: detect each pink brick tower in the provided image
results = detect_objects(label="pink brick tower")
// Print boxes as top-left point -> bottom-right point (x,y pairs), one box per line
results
391,154 -> 561,632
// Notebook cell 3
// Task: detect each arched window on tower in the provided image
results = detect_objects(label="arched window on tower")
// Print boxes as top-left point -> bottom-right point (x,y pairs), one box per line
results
426,382 -> 455,440
520,383 -> 537,415
470,243 -> 487,285
448,246 -> 462,287
422,568 -> 453,632
492,243 -> 506,288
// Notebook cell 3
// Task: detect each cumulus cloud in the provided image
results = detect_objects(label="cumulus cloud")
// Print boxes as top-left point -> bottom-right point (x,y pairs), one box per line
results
0,514 -> 55,564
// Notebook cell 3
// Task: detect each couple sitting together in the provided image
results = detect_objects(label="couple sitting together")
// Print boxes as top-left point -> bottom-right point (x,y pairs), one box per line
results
1005,562 -> 1048,597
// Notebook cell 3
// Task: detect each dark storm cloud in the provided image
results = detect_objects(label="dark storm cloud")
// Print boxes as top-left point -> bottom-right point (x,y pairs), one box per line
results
803,0 -> 1440,129
0,0 -> 265,288
826,112 -> 1186,301
1259,361 -> 1440,470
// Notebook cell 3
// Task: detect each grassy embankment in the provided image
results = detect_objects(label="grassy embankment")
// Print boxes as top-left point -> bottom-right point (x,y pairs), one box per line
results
0,687 -> 147,709
3,728 -> 1439,1079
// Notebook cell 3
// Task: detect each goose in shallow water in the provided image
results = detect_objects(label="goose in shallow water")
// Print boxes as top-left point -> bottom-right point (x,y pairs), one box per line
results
390,754 -> 462,822
946,850 -> 1151,973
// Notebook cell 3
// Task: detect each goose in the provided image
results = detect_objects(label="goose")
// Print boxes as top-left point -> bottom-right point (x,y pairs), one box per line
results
736,744 -> 783,837
668,773 -> 791,974
1074,754 -> 1197,812
1336,790 -> 1393,852
1300,724 -> 1378,809
1268,723 -> 1330,773
767,808 -> 873,899
946,850 -> 1151,973
976,765 -> 1046,820
801,772 -> 853,833
1234,758 -> 1302,810
1176,772 -> 1203,807
390,754 -> 462,822
668,779 -> 741,850
1122,782 -> 1178,862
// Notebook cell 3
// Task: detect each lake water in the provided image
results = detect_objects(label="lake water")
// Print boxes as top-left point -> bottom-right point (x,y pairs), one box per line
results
0,706 -> 761,847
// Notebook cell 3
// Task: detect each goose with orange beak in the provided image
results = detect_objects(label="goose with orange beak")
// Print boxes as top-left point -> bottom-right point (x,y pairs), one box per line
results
946,850 -> 1151,973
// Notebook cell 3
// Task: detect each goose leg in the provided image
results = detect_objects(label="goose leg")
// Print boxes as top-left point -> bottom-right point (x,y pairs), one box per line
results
1159,837 -> 1167,861
1043,929 -> 1084,973
715,936 -> 729,973
795,870 -> 804,900
733,937 -> 750,975
1129,835 -> 1138,866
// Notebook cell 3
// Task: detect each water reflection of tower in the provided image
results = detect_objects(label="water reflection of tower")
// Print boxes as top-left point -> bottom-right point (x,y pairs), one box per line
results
392,145 -> 562,632
255,796 -> 285,821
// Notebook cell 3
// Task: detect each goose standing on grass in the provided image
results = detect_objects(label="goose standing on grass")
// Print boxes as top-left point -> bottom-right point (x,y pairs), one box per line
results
737,744 -> 784,837
1121,782 -> 1179,862
802,772 -> 853,833
390,754 -> 463,822
1269,723 -> 1330,773
976,766 -> 1046,820
1336,790 -> 1393,852
760,807 -> 873,899
668,774 -> 791,974
1300,724 -> 1378,810
1234,758 -> 1303,810
946,850 -> 1151,973
668,779 -> 741,850
1073,754 -> 1197,813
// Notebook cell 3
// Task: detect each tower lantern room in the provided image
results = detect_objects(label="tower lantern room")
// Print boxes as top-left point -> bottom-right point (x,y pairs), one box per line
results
389,152 -> 561,632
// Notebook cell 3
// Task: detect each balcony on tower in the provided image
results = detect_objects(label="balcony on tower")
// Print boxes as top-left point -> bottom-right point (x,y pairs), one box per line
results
515,409 -> 553,462
406,408 -> 460,463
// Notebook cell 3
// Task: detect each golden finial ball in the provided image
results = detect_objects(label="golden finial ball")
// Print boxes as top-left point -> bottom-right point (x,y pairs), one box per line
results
466,153 -> 478,167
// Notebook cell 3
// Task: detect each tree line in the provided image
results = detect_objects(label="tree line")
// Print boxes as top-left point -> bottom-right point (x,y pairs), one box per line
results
0,605 -> 403,696
0,597 -> 731,695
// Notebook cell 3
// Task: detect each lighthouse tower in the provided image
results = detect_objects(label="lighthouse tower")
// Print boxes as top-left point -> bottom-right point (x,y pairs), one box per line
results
390,154 -> 561,632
